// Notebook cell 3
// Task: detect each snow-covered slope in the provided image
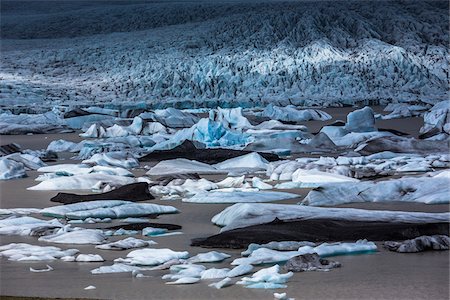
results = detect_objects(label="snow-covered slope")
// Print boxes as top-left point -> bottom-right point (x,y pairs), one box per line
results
1,0 -> 448,108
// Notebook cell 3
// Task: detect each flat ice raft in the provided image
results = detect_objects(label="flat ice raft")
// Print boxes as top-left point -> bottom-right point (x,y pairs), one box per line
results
28,173 -> 136,190
213,203 -> 450,232
183,191 -> 299,204
40,200 -> 178,220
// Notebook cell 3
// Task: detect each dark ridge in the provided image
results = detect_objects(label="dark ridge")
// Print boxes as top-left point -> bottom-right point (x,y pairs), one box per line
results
378,128 -> 410,136
0,143 -> 21,156
107,222 -> 181,231
63,108 -> 91,118
140,140 -> 280,164
191,218 -> 450,249
50,182 -> 154,204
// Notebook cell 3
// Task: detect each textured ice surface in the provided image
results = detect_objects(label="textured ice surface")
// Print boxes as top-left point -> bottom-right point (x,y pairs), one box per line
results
237,265 -> 293,289
303,173 -> 450,206
0,216 -> 63,236
242,241 -> 316,256
76,254 -> 104,262
213,153 -> 269,171
1,2 -> 448,107
28,173 -> 136,190
116,248 -> 189,266
259,104 -> 331,122
91,263 -> 151,274
0,243 -> 78,261
39,228 -> 106,245
146,159 -> 224,176
209,277 -> 233,289
227,264 -> 254,277
290,169 -> 359,187
233,240 -> 377,265
41,200 -> 178,220
213,203 -> 450,232
82,152 -> 139,169
420,101 -> 450,139
187,251 -> 231,263
183,190 -> 298,204
384,235 -> 450,253
0,158 -> 26,180
201,268 -> 231,280
96,237 -> 156,250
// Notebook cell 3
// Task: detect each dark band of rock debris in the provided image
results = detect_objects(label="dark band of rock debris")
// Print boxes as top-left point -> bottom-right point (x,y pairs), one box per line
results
50,182 -> 154,204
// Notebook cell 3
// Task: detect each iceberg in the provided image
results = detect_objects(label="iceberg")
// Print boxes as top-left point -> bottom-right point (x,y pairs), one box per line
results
96,237 -> 157,250
28,173 -> 136,190
187,251 -> 231,263
116,248 -> 189,266
302,174 -> 450,206
82,152 -> 139,169
39,229 -> 106,245
183,190 -> 299,204
146,158 -> 224,176
237,265 -> 292,289
0,243 -> 78,261
41,200 -> 178,220
0,158 -> 26,180
76,254 -> 104,262
260,104 -> 331,122
212,203 -> 450,232
213,152 -> 269,172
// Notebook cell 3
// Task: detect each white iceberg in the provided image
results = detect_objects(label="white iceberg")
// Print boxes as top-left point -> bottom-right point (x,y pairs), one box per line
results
183,190 -> 299,204
96,237 -> 157,250
28,173 -> 136,190
39,228 -> 106,245
146,158 -> 224,176
213,203 -> 450,232
76,254 -> 104,262
0,243 -> 78,261
116,248 -> 189,266
41,200 -> 178,220
187,251 -> 231,263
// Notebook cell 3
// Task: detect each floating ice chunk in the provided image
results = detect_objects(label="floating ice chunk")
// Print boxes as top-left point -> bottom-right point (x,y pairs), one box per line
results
201,268 -> 231,280
84,285 -> 96,290
147,159 -> 224,176
0,216 -> 63,236
211,107 -> 253,130
209,277 -> 233,289
213,153 -> 268,171
47,139 -> 80,152
0,158 -> 26,180
213,203 -> 450,232
96,237 -> 156,250
242,241 -> 316,256
290,169 -> 359,187
0,208 -> 40,215
216,176 -> 245,189
284,253 -> 341,272
260,104 -> 331,122
251,177 -> 273,190
227,264 -> 254,277
80,124 -> 106,138
30,265 -> 54,272
420,101 -> 450,138
83,152 -> 139,169
91,263 -> 149,274
41,200 -> 177,220
184,190 -> 298,204
76,254 -> 104,262
61,256 -> 76,262
0,243 -> 78,261
142,227 -> 168,236
237,265 -> 292,289
187,251 -> 231,264
233,240 -> 376,265
39,229 -> 106,245
345,107 -> 376,133
303,175 -> 450,206
104,228 -> 139,236
166,277 -> 200,285
28,173 -> 136,190
117,248 -> 189,266
166,264 -> 205,279
384,235 -> 450,253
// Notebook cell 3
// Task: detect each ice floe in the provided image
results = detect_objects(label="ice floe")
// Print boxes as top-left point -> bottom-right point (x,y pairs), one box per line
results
183,190 -> 298,204
213,203 -> 450,232
116,248 -> 189,266
187,251 -> 231,264
96,237 -> 157,250
146,159 -> 224,176
41,200 -> 178,220
302,173 -> 450,206
28,173 -> 136,190
259,104 -> 331,122
0,243 -> 78,261
232,240 -> 377,265
76,254 -> 104,262
384,235 -> 450,253
39,228 -> 106,245
237,265 -> 293,289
